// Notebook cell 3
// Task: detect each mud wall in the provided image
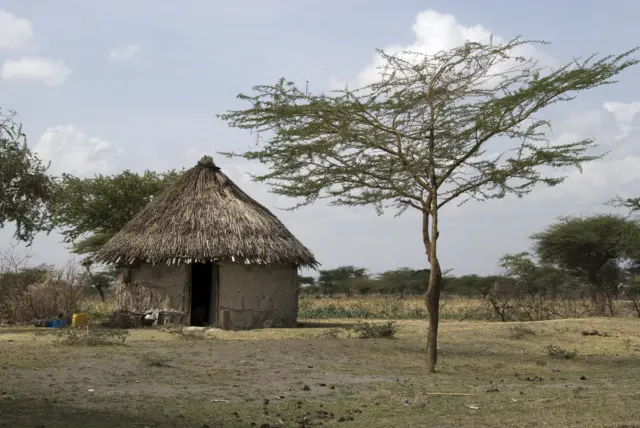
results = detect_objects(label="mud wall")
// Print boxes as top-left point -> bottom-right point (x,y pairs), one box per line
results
115,264 -> 189,322
218,262 -> 298,329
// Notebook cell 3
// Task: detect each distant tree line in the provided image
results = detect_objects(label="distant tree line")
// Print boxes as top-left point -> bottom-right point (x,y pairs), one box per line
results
299,266 -> 431,297
300,212 -> 640,319
298,264 -> 565,299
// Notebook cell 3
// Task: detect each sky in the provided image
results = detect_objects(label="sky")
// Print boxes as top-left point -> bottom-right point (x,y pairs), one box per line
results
1,0 -> 639,277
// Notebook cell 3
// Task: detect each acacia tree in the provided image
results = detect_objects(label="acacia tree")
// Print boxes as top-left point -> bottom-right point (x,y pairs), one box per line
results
0,110 -> 56,243
608,196 -> 640,214
218,38 -> 638,372
498,252 -> 569,298
531,214 -> 640,315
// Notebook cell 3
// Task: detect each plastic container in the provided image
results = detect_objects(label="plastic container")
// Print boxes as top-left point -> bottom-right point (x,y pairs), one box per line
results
72,313 -> 87,328
48,319 -> 66,328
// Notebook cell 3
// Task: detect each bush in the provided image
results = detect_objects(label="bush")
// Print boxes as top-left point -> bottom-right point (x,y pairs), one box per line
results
53,326 -> 129,346
509,323 -> 536,339
83,300 -> 117,325
546,344 -> 578,359
0,247 -> 89,324
138,352 -> 173,367
352,321 -> 397,339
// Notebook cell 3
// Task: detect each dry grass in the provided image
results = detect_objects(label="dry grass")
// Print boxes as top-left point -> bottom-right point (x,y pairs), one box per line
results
299,295 -> 640,321
0,247 -> 91,324
299,295 -> 480,320
2,317 -> 640,427
80,298 -> 117,323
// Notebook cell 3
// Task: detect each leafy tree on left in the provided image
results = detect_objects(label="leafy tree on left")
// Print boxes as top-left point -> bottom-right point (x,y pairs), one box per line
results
0,109 -> 182,299
52,170 -> 182,255
0,110 -> 57,243
52,169 -> 182,299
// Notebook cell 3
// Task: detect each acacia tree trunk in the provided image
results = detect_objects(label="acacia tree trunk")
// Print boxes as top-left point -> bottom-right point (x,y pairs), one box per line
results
426,259 -> 442,372
588,270 -> 605,316
606,291 -> 615,317
422,208 -> 442,373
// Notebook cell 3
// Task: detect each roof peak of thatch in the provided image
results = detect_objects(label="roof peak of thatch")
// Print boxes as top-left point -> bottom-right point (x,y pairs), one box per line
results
197,155 -> 221,171
94,155 -> 319,268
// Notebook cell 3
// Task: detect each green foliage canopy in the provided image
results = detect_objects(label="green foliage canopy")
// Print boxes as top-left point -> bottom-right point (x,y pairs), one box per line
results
531,214 -> 640,279
52,169 -> 182,256
317,265 -> 368,295
0,110 -> 57,243
499,251 -> 575,297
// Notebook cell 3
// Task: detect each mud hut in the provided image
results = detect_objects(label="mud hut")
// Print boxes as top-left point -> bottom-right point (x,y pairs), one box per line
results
94,155 -> 318,329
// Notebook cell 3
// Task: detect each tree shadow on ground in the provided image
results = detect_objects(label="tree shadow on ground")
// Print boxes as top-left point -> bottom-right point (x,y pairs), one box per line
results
0,398 -> 222,428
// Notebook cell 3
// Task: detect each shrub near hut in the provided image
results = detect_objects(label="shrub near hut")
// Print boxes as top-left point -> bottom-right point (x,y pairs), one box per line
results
0,255 -> 88,325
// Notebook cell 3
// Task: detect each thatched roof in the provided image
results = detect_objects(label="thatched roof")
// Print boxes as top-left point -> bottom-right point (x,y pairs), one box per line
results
94,156 -> 318,268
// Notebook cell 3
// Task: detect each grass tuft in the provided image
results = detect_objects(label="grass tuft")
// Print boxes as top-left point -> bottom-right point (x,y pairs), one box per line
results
138,352 -> 173,367
509,323 -> 536,339
546,344 -> 578,359
352,321 -> 397,339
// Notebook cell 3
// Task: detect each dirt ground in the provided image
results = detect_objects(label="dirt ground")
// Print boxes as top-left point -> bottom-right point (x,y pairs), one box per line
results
1,318 -> 640,428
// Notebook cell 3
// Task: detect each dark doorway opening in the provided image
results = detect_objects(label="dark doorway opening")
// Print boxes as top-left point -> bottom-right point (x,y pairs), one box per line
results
190,262 -> 217,326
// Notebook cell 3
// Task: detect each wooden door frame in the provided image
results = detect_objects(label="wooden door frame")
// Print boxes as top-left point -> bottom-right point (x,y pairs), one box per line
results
210,263 -> 221,326
186,264 -> 192,326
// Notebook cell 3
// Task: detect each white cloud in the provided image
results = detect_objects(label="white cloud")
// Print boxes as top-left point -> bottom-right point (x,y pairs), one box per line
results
541,101 -> 640,200
603,101 -> 640,140
0,9 -> 36,52
543,155 -> 640,204
332,9 -> 554,89
2,57 -> 71,86
0,10 -> 71,86
34,126 -> 122,177
107,44 -> 141,62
